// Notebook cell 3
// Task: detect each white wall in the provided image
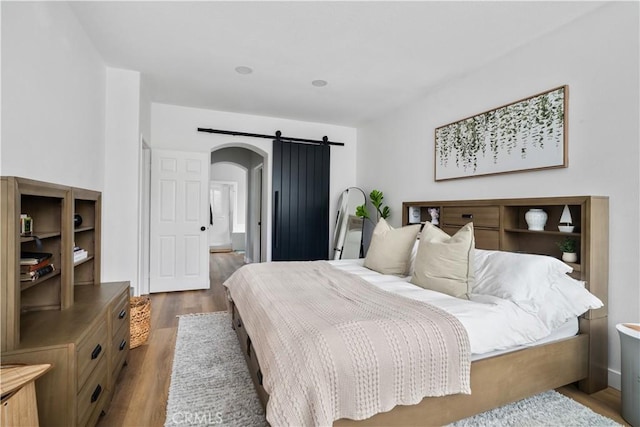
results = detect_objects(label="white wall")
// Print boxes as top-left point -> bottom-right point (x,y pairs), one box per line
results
102,68 -> 141,289
151,103 -> 358,260
211,162 -> 247,233
357,2 -> 639,388
1,2 -> 106,189
1,3 -> 154,294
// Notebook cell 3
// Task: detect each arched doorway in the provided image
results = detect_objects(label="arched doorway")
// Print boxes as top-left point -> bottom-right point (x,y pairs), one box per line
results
210,144 -> 267,263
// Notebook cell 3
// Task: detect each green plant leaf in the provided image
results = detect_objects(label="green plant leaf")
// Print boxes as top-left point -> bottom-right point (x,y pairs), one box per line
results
369,190 -> 384,209
356,189 -> 391,223
381,206 -> 391,219
555,237 -> 576,253
355,205 -> 369,219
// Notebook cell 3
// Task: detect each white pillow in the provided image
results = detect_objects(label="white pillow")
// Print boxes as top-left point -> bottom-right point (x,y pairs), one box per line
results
364,218 -> 420,276
536,274 -> 604,330
473,249 -> 573,313
410,222 -> 475,299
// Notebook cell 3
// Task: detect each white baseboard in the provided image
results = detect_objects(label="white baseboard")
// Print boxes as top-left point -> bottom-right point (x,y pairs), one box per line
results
608,368 -> 622,390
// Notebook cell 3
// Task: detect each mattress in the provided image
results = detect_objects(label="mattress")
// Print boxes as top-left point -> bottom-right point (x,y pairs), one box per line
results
328,258 -> 578,360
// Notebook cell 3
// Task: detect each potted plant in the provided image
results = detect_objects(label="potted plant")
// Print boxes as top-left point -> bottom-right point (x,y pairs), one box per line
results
355,189 -> 390,224
556,237 -> 578,263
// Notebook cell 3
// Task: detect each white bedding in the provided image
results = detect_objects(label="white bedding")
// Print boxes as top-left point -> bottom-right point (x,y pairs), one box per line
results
329,258 -> 578,358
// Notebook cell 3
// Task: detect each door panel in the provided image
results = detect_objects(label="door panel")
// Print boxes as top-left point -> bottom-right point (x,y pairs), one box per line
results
150,149 -> 209,293
272,141 -> 330,261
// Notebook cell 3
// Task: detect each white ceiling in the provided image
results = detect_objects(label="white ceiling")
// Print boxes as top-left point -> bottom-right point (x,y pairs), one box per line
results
69,1 -> 605,127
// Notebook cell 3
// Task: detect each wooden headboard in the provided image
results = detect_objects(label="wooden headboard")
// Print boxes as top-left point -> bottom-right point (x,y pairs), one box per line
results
402,196 -> 609,393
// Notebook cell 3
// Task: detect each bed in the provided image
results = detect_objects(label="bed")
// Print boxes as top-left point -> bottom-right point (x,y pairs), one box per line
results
224,196 -> 609,426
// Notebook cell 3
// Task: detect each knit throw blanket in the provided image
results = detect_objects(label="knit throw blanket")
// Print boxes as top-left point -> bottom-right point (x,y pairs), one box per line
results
224,261 -> 471,426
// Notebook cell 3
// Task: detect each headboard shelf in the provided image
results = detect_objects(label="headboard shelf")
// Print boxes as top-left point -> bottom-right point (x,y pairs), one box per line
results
503,228 -> 580,236
403,195 -> 609,392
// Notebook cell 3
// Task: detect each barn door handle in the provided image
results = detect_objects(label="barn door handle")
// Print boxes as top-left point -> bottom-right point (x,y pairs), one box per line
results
118,309 -> 126,319
274,191 -> 280,248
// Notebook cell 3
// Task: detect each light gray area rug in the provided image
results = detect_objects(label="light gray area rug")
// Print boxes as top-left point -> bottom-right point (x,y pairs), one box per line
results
165,312 -> 621,427
165,312 -> 267,427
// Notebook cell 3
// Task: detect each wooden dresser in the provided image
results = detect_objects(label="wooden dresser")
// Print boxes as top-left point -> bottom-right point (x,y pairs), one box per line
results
1,283 -> 130,426
1,177 -> 130,426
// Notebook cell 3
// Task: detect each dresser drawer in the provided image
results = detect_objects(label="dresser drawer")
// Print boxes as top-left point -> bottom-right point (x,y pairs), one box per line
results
111,320 -> 130,376
441,227 -> 500,250
442,206 -> 500,228
77,319 -> 107,391
77,354 -> 108,427
111,291 -> 129,337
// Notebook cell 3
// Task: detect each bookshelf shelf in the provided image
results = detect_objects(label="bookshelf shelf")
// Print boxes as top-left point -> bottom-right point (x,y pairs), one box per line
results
73,226 -> 94,233
20,269 -> 61,292
73,255 -> 94,267
503,228 -> 581,237
20,231 -> 62,242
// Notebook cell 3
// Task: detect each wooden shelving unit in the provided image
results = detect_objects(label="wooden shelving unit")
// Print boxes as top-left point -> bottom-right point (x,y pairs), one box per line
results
1,177 -> 129,426
71,188 -> 102,288
1,178 -> 70,347
402,196 -> 606,286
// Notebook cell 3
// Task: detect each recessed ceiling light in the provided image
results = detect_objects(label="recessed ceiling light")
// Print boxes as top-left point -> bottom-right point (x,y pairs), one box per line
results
312,79 -> 328,87
235,66 -> 253,75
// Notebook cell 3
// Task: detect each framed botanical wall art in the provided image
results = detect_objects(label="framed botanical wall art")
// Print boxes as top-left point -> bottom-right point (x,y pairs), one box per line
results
434,86 -> 567,181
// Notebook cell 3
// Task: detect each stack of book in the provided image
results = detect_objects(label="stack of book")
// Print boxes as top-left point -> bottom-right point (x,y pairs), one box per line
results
73,246 -> 88,263
20,251 -> 54,282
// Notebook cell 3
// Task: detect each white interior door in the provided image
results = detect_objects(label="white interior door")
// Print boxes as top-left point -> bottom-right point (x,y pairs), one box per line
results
150,149 -> 210,293
209,182 -> 232,247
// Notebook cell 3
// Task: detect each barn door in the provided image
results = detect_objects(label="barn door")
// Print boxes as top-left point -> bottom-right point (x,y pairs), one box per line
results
272,140 -> 330,261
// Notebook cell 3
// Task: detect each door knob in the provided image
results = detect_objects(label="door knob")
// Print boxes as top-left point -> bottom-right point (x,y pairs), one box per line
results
200,226 -> 206,231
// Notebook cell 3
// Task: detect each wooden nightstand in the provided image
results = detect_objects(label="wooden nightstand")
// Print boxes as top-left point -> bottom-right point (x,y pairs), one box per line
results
1,364 -> 51,426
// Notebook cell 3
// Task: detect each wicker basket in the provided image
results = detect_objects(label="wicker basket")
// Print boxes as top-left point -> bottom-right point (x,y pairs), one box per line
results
130,296 -> 151,349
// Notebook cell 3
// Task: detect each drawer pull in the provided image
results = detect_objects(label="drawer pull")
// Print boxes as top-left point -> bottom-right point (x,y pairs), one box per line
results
91,384 -> 102,403
462,214 -> 473,219
119,339 -> 127,351
236,319 -> 242,328
118,309 -> 127,319
91,344 -> 102,360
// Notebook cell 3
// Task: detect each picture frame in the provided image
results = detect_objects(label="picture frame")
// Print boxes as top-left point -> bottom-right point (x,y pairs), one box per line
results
434,85 -> 568,181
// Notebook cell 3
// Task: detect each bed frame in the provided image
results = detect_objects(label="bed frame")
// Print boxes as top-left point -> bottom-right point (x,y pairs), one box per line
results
229,196 -> 609,425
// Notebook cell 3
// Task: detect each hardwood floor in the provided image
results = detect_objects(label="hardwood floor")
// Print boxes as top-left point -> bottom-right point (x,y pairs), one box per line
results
98,253 -> 241,427
98,253 -> 629,426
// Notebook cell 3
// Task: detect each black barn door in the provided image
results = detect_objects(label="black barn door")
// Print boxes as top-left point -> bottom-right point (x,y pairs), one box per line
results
272,140 -> 330,261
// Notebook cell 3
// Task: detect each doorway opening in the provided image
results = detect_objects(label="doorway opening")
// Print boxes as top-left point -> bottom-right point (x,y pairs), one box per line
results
210,145 -> 267,263
209,180 -> 237,253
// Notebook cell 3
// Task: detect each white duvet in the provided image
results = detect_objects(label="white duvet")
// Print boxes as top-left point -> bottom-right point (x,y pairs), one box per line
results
329,259 -> 573,356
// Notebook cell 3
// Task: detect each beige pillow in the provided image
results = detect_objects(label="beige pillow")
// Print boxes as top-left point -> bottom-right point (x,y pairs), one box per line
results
410,222 -> 475,299
364,218 -> 420,276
